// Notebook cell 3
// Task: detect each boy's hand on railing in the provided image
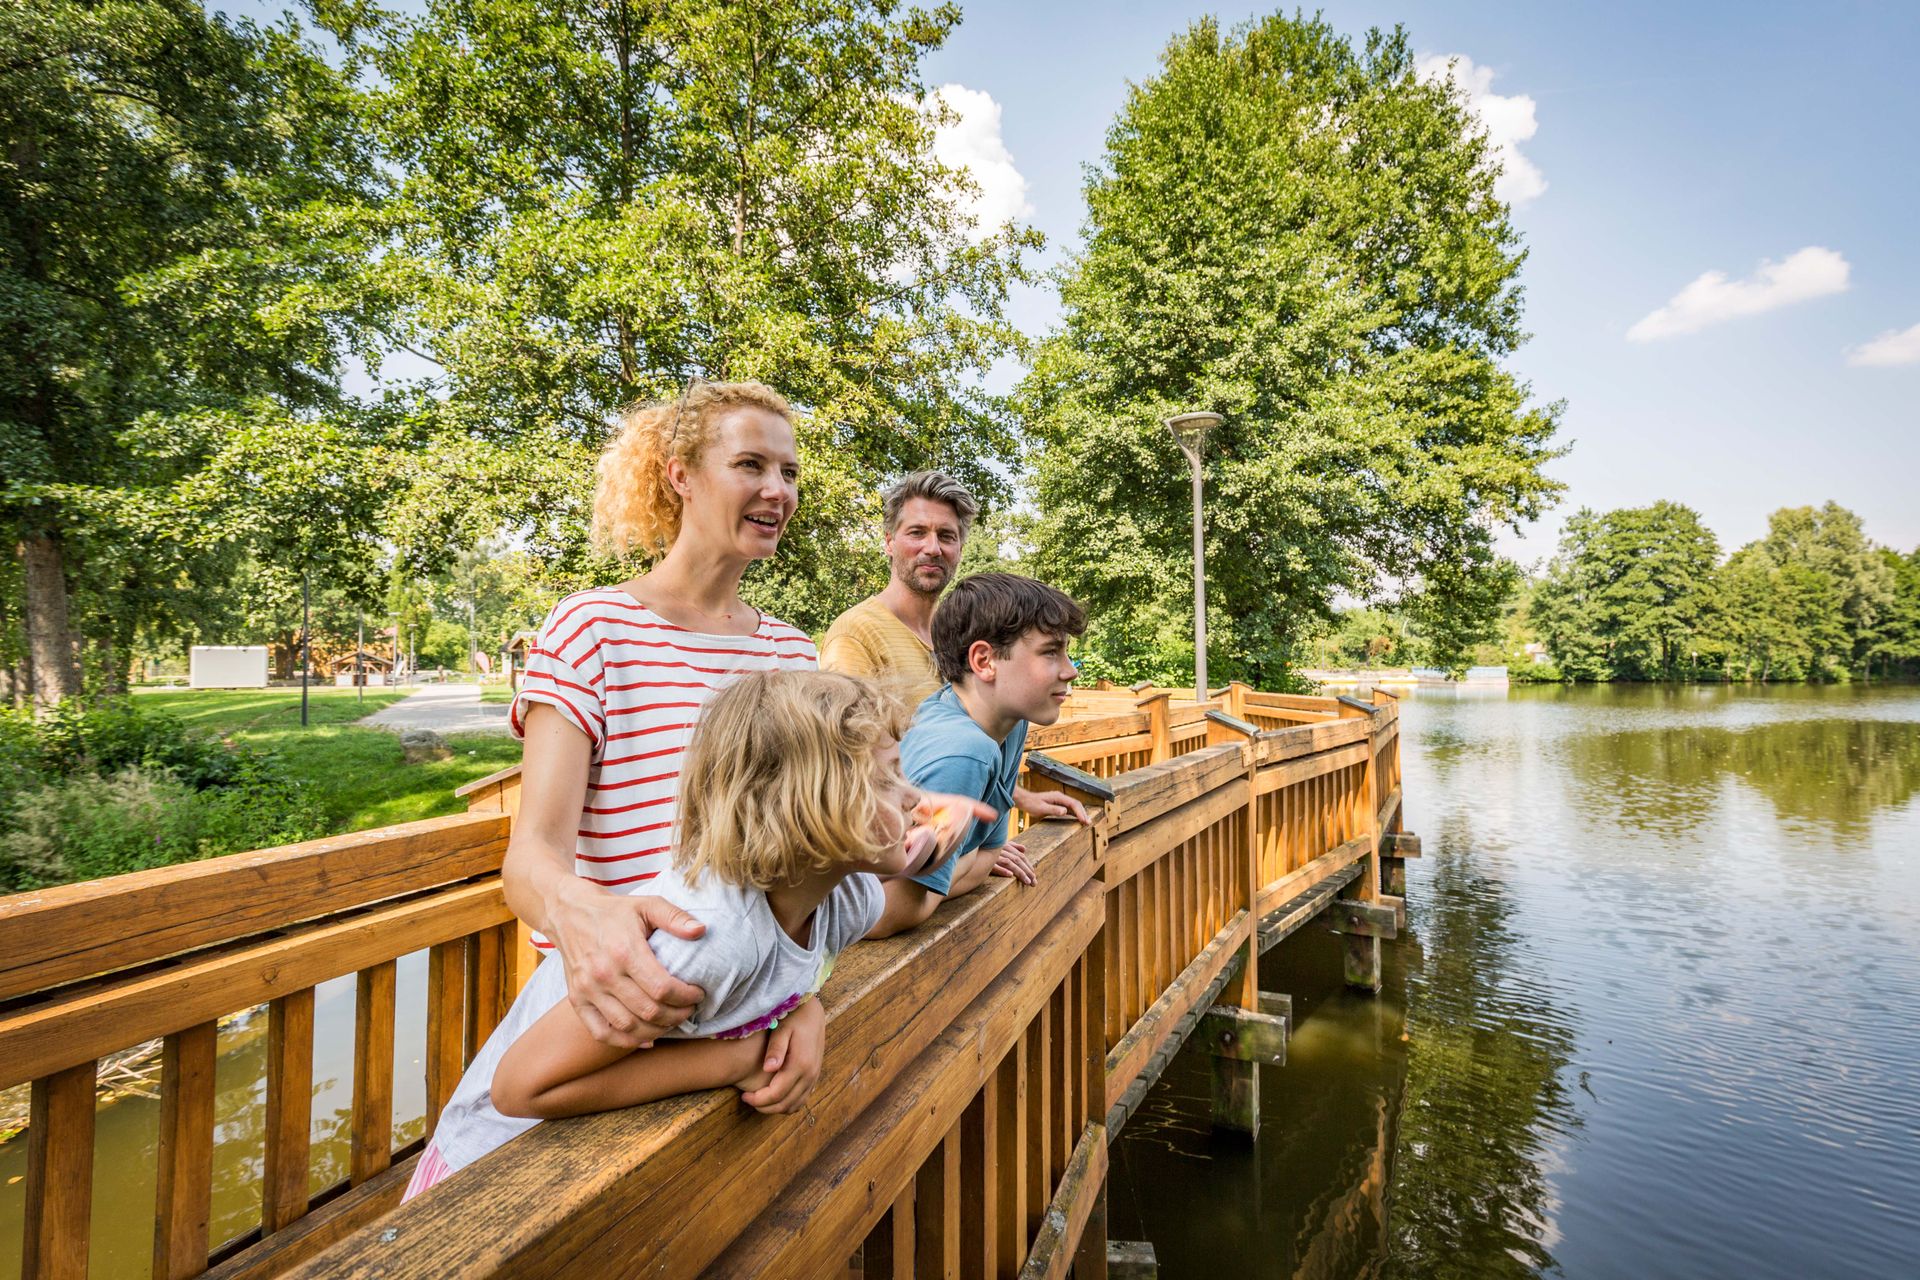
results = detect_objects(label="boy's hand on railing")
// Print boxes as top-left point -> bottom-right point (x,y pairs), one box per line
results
987,842 -> 1035,886
549,884 -> 708,1049
1013,785 -> 1091,825
739,996 -> 825,1115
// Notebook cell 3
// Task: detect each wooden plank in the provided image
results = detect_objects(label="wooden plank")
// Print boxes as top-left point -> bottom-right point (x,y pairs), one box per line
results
23,1061 -> 96,1280
1106,779 -> 1246,886
1049,985 -> 1071,1180
997,1036 -> 1028,1273
0,812 -> 510,1002
351,961 -> 396,1184
263,989 -> 316,1234
465,923 -> 511,1062
861,1188 -> 915,1280
425,941 -> 466,1134
1041,733 -> 1154,770
1253,740 -> 1370,795
1105,746 -> 1246,834
1256,716 -> 1370,762
205,1155 -> 419,1280
1375,785 -> 1402,836
1196,1004 -> 1287,1065
153,1021 -> 217,1280
1382,831 -> 1421,859
0,881 -> 513,1090
1024,713 -> 1149,752
1326,898 -> 1399,939
1258,863 -> 1366,954
1104,910 -> 1251,1111
1020,753 -> 1116,806
1138,692 -> 1171,762
709,889 -> 1102,1280
1024,1008 -> 1050,1241
288,825 -> 1101,1280
961,1081 -> 998,1280
1241,691 -> 1341,713
1016,1125 -> 1108,1280
914,1130 -> 962,1280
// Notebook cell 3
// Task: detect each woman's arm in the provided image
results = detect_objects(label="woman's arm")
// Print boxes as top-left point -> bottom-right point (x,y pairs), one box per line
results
491,995 -> 769,1119
501,704 -> 707,1047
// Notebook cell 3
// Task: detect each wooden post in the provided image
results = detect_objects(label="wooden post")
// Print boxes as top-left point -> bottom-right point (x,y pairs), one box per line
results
1137,690 -> 1171,763
1197,711 -> 1264,1135
1336,697 -> 1385,993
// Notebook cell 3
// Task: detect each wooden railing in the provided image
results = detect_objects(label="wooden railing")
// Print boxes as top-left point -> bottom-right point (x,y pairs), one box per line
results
0,686 -> 1407,1280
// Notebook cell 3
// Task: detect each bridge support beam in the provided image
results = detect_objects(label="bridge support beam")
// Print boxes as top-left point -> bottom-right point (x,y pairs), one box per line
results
1109,1240 -> 1158,1278
1203,997 -> 1289,1135
1329,897 -> 1397,993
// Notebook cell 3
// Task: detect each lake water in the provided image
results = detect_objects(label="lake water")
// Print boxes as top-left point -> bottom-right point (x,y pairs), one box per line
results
1108,683 -> 1920,1278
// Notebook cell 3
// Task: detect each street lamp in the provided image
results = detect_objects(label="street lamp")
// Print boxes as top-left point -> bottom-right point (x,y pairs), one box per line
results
1165,411 -> 1223,702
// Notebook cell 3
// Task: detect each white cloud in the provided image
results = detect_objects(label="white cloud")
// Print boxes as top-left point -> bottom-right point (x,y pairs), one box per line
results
1626,246 -> 1851,342
1846,321 -> 1920,367
926,84 -> 1032,237
1417,54 -> 1546,206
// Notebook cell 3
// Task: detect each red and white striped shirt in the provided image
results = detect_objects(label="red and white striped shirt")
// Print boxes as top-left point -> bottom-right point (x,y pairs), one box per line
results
510,588 -> 817,946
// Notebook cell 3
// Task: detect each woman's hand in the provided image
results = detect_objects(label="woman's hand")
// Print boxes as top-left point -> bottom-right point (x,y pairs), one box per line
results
1013,785 -> 1092,825
547,883 -> 709,1049
738,996 -> 825,1115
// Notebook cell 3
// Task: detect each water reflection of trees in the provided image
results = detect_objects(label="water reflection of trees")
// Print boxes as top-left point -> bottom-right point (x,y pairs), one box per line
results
1571,719 -> 1920,833
1384,815 -> 1581,1280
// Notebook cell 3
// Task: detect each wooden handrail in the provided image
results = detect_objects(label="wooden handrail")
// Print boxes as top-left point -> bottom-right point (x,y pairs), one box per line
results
0,686 -> 1402,1280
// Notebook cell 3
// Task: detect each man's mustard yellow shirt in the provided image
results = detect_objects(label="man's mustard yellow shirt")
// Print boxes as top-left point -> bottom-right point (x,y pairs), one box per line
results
819,596 -> 941,708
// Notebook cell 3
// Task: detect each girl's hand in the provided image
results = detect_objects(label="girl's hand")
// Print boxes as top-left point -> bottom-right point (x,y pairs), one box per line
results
988,842 -> 1035,886
904,792 -> 999,867
739,997 -> 825,1115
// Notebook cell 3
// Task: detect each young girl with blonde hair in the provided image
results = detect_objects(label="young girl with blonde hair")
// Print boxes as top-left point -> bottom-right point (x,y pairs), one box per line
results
409,670 -> 980,1196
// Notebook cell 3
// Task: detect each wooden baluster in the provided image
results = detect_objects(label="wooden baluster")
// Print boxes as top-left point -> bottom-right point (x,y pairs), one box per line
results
352,960 -> 397,1184
1103,893 -> 1123,1051
1076,948 -> 1109,1280
465,923 -> 512,1062
915,1128 -> 962,1280
263,989 -> 314,1234
861,1186 -> 915,1280
995,1041 -> 1027,1276
961,1077 -> 999,1280
426,941 -> 467,1135
1025,1007 -> 1050,1239
1049,983 -> 1071,1183
23,1061 -> 95,1280
153,1021 -> 216,1279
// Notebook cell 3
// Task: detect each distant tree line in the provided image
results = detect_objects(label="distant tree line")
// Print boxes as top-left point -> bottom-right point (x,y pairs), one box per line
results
1528,500 -> 1917,683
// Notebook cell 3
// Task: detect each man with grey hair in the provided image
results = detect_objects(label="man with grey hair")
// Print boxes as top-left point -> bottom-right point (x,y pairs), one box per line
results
821,470 -> 977,706
822,471 -> 1091,835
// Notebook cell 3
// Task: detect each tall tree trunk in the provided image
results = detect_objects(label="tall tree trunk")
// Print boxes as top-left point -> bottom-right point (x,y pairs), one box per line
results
21,531 -> 80,710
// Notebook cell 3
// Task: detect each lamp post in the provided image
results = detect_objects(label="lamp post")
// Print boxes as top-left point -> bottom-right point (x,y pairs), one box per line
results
1165,411 -> 1223,702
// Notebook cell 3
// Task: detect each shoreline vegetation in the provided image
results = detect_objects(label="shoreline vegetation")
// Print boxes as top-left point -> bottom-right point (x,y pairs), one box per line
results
1316,499 -> 1920,686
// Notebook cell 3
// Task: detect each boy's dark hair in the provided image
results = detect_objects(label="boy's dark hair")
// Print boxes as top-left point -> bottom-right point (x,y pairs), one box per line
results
932,573 -> 1087,685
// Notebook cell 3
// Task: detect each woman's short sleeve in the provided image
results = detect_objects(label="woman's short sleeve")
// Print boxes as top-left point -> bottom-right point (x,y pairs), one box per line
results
510,597 -> 608,753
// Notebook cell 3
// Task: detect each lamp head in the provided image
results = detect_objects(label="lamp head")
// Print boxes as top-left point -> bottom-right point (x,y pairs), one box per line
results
1163,411 -> 1223,464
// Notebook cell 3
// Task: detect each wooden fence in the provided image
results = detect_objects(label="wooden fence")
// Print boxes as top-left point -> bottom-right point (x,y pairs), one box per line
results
0,686 -> 1407,1280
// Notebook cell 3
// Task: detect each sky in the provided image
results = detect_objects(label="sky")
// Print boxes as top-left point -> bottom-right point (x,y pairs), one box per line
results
914,0 -> 1920,565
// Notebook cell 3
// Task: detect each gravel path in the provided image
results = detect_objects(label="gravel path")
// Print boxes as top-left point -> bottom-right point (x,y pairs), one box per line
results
359,683 -> 513,735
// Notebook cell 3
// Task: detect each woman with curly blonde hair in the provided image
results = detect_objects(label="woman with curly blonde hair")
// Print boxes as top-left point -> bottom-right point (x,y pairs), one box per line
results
502,380 -> 984,1118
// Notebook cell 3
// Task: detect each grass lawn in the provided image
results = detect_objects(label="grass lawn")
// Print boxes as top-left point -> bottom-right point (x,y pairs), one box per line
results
479,684 -> 514,705
136,688 -> 523,834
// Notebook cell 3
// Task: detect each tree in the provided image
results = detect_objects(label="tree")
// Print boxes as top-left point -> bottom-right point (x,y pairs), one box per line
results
1,0 -> 380,705
1752,503 -> 1894,678
319,0 -> 1038,633
1531,503 -> 1721,681
1020,13 -> 1562,687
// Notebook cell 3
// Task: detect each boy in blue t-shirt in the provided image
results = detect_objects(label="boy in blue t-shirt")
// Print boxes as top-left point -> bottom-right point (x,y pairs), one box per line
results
866,573 -> 1087,939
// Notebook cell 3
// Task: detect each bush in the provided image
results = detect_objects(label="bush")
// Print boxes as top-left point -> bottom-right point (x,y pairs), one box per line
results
0,700 -> 326,892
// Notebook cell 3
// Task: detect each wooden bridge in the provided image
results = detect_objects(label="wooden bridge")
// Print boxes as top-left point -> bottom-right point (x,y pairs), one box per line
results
1,682 -> 1416,1279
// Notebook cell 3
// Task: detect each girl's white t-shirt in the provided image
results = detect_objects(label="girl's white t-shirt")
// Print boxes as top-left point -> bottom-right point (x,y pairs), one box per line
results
430,868 -> 883,1173
511,588 -> 818,947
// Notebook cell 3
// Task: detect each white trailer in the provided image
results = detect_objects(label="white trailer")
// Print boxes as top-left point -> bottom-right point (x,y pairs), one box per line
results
190,645 -> 271,689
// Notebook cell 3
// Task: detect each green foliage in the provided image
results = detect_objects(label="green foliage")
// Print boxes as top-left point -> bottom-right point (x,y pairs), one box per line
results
1531,502 -> 1721,681
1,0 -> 386,695
1528,499 -> 1915,683
1022,12 -> 1562,688
0,698 -> 326,890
